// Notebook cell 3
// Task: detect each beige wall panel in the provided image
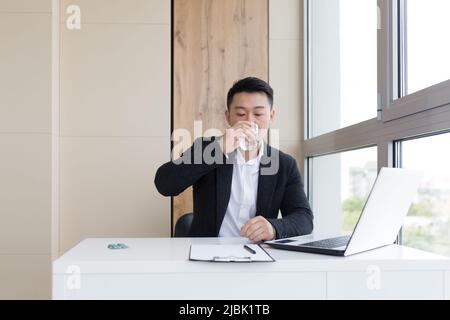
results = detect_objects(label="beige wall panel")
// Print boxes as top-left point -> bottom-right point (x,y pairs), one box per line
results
0,2 -> 53,300
269,39 -> 302,141
0,134 -> 51,255
60,0 -> 170,24
60,24 -> 170,137
0,13 -> 51,133
279,140 -> 302,168
0,0 -> 51,12
0,254 -> 51,299
60,137 -> 170,253
269,0 -> 304,176
269,0 -> 301,40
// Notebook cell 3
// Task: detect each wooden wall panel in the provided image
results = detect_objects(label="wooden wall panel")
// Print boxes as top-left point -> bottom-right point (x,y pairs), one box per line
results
173,0 -> 269,230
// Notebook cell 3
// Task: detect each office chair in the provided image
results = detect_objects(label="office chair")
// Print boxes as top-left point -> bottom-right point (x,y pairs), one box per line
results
174,212 -> 193,237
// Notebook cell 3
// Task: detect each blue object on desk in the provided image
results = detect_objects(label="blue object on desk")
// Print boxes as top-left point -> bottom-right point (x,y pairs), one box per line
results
107,243 -> 129,250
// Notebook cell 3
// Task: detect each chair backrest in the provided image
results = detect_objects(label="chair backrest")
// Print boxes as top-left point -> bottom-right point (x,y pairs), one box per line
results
174,213 -> 193,237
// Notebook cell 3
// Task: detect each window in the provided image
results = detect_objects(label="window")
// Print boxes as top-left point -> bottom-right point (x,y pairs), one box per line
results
303,0 -> 450,257
309,147 -> 377,236
308,0 -> 377,137
381,0 -> 450,121
400,133 -> 450,257
404,0 -> 450,95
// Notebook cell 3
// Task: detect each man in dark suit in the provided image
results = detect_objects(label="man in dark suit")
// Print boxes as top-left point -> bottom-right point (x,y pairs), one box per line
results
155,77 -> 313,241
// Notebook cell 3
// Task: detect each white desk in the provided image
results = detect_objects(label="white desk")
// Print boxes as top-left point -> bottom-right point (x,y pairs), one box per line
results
52,236 -> 450,300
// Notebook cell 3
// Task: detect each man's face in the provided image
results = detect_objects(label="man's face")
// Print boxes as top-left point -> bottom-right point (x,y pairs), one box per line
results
226,92 -> 275,134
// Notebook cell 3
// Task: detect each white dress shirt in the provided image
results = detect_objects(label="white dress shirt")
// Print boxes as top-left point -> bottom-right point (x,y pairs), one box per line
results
219,143 -> 264,237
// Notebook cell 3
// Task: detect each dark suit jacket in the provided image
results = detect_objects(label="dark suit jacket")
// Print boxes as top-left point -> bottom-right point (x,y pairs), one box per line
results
154,137 -> 313,239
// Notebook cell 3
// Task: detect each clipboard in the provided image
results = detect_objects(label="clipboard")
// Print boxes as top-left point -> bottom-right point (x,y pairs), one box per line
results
189,244 -> 275,262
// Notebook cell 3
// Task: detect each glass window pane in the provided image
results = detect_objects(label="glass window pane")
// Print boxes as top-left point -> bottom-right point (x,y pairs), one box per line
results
401,133 -> 450,257
309,0 -> 377,137
405,0 -> 450,95
310,147 -> 377,237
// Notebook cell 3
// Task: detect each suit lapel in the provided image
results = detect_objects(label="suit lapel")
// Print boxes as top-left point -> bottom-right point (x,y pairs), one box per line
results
257,144 -> 277,218
216,156 -> 234,234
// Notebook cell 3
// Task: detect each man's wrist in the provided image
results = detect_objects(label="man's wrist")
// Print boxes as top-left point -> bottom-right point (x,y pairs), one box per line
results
270,223 -> 276,240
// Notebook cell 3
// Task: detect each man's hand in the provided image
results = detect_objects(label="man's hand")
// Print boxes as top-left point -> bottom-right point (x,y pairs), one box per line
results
240,216 -> 276,242
218,121 -> 258,155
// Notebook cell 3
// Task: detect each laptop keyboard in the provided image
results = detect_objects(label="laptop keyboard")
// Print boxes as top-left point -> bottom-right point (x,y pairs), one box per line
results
300,235 -> 351,249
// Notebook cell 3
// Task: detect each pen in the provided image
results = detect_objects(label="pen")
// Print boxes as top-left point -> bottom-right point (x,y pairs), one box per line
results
243,244 -> 256,254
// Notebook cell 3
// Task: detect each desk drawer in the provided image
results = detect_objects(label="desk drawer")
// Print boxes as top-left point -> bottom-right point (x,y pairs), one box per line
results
446,271 -> 450,300
53,272 -> 326,300
327,270 -> 445,300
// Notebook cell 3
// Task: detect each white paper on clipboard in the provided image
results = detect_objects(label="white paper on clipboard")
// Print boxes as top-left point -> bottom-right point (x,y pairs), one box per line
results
189,244 -> 275,262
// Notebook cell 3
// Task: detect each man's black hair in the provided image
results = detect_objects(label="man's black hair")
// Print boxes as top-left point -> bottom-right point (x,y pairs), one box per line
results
226,77 -> 274,110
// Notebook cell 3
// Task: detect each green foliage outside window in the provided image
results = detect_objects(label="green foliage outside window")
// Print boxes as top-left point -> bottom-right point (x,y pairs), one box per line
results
341,194 -> 450,257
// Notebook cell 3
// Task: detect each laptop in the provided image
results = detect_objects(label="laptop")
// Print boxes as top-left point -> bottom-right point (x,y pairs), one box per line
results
266,168 -> 423,256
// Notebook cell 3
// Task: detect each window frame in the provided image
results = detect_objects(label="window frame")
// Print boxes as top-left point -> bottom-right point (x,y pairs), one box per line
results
379,0 -> 450,122
302,0 -> 450,246
394,130 -> 450,250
